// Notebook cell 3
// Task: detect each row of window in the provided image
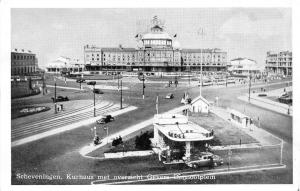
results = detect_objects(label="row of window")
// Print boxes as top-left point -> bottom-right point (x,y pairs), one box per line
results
183,63 -> 223,66
12,54 -> 35,60
101,62 -> 223,66
182,55 -> 225,59
12,61 -> 35,65
143,40 -> 172,46
12,66 -> 35,74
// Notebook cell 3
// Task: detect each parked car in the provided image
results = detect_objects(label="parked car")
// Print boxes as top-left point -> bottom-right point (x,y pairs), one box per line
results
76,79 -> 86,83
96,115 -> 115,124
87,81 -> 96,85
165,93 -> 174,99
51,96 -> 69,102
201,80 -> 213,86
185,152 -> 223,168
93,89 -> 104,94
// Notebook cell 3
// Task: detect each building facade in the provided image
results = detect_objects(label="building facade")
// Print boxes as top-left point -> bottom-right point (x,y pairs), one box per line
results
46,56 -> 84,73
11,49 -> 38,76
83,16 -> 227,73
228,58 -> 263,76
265,51 -> 292,76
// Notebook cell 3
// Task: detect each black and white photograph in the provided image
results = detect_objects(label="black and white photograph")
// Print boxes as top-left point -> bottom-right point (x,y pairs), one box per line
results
0,0 -> 299,190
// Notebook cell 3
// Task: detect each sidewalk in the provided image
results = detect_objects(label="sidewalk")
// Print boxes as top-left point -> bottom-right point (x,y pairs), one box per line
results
47,85 -> 85,91
237,86 -> 293,116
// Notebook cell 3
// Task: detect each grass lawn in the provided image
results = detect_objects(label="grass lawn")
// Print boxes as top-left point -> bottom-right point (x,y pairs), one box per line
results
189,112 -> 258,146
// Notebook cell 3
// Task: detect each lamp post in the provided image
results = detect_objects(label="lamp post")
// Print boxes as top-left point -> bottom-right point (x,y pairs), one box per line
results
54,76 -> 57,114
248,72 -> 252,102
120,79 -> 123,109
117,73 -> 120,92
89,81 -> 97,117
142,75 -> 145,99
138,73 -> 145,99
103,126 -> 109,145
42,71 -> 46,95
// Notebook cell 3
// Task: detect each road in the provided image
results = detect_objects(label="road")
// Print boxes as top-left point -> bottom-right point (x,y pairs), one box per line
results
11,77 -> 293,184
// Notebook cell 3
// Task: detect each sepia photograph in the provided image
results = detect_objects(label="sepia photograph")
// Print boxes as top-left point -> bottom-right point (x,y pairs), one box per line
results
0,0 -> 298,190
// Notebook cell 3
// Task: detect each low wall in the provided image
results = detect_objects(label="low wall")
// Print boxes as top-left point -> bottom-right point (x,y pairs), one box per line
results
104,150 -> 154,159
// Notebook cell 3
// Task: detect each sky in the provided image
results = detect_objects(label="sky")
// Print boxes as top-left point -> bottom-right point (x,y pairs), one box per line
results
11,8 -> 292,69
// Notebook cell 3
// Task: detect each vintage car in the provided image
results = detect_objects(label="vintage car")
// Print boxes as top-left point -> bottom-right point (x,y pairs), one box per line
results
185,152 -> 224,168
96,115 -> 115,124
165,93 -> 174,99
93,88 -> 104,94
51,96 -> 69,102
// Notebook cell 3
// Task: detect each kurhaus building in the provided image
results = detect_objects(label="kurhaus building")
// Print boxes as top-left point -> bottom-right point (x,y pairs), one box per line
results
84,16 -> 227,73
11,49 -> 38,76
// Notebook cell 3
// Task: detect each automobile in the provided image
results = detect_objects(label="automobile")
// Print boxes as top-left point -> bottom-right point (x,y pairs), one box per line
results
51,96 -> 69,102
76,79 -> 86,83
87,81 -> 96,85
165,93 -> 174,99
96,115 -> 115,124
201,80 -> 213,86
185,152 -> 224,168
93,88 -> 104,94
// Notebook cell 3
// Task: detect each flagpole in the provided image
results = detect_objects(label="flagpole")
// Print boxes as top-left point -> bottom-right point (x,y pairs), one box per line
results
156,94 -> 159,115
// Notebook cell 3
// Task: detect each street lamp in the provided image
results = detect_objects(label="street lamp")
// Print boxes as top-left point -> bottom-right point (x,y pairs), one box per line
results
117,73 -> 120,92
88,81 -> 97,117
120,79 -> 123,109
42,71 -> 46,95
138,73 -> 145,99
54,76 -> 57,114
248,72 -> 252,102
142,75 -> 145,99
103,126 -> 109,145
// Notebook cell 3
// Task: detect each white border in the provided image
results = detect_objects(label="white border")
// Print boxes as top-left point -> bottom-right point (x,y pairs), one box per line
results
1,0 -> 299,191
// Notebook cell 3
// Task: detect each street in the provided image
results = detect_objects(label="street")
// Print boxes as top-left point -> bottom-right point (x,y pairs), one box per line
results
11,77 -> 293,184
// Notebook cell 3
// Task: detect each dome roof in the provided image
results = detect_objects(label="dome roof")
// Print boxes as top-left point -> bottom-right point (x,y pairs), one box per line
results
142,32 -> 172,40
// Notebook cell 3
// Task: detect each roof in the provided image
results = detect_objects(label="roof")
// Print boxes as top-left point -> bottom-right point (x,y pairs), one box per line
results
228,109 -> 249,119
101,47 -> 136,52
230,57 -> 256,62
191,95 -> 210,105
11,49 -> 35,54
155,121 -> 213,142
181,48 -> 225,53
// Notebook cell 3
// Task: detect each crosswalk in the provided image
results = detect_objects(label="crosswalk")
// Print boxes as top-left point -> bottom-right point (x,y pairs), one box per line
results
11,101 -> 120,141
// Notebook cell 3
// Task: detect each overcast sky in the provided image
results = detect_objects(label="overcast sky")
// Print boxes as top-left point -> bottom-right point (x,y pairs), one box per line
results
11,8 -> 291,68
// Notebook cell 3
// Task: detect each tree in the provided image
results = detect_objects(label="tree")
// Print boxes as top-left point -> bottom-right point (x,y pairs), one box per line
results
135,131 -> 152,150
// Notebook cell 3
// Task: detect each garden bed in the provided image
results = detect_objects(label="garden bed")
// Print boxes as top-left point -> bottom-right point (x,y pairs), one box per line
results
11,106 -> 50,119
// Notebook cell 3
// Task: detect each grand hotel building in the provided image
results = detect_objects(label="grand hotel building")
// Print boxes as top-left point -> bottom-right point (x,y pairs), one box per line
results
84,16 -> 227,73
